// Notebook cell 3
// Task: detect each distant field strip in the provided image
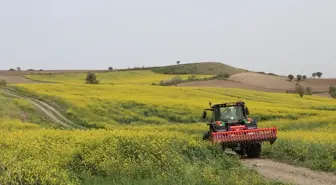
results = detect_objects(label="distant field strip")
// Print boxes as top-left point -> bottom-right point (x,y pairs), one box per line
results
24,70 -> 214,84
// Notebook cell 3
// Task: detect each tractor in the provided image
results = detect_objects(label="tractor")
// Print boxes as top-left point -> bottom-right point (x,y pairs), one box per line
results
202,101 -> 277,157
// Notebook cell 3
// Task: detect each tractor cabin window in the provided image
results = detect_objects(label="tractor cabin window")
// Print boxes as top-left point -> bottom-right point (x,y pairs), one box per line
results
219,106 -> 244,121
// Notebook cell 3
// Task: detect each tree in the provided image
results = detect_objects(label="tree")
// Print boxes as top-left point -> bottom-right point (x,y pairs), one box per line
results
295,83 -> 304,97
16,67 -> 21,71
296,75 -> 302,82
329,86 -> 336,98
85,72 -> 99,84
176,61 -> 180,65
9,68 -> 15,71
288,74 -> 294,81
302,75 -> 307,81
312,73 -> 316,78
108,67 -> 113,71
316,72 -> 322,78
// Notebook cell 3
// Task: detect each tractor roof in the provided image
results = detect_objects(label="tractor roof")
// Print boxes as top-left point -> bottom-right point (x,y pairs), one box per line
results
211,101 -> 245,108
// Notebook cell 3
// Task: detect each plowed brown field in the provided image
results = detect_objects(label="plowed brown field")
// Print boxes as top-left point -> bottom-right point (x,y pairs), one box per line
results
179,72 -> 336,97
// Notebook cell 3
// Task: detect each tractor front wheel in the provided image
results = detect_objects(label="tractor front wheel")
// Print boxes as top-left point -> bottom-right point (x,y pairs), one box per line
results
246,143 -> 261,158
203,131 -> 210,140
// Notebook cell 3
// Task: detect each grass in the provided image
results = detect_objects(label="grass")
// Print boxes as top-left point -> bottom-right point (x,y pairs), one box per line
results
0,91 -> 61,129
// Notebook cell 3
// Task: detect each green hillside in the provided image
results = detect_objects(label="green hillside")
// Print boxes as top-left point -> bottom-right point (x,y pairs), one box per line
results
151,62 -> 248,75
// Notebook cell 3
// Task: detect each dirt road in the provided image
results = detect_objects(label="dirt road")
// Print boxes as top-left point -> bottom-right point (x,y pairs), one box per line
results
242,158 -> 336,185
2,88 -> 85,129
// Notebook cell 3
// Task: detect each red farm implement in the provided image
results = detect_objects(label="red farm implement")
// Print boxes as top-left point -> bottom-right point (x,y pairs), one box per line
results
202,101 -> 277,157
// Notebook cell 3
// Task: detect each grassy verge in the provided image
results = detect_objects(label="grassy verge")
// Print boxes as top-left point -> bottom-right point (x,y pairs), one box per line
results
262,139 -> 336,173
0,91 -> 61,128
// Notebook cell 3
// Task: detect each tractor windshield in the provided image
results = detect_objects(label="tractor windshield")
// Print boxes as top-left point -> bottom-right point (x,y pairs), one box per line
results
218,106 -> 245,121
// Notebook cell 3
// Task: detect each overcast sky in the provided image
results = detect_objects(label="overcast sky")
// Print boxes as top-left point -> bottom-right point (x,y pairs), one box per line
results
0,0 -> 335,77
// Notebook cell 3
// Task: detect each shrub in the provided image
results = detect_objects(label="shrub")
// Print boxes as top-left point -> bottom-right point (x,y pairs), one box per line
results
171,76 -> 182,85
329,86 -> 336,98
0,80 -> 7,88
267,73 -> 278,76
188,75 -> 197,81
305,86 -> 312,95
215,72 -> 230,79
295,83 -> 304,97
85,72 -> 99,84
159,76 -> 183,86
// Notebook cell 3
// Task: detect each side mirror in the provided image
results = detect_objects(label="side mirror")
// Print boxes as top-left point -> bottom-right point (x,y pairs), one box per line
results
202,111 -> 207,119
246,107 -> 250,115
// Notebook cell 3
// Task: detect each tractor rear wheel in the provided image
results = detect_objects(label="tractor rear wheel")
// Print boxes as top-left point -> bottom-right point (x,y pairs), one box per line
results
246,143 -> 261,158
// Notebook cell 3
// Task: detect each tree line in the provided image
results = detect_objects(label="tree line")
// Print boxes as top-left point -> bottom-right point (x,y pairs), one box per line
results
287,72 -> 323,81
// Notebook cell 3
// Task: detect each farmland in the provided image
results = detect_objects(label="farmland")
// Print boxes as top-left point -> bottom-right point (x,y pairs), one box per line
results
1,67 -> 336,185
0,91 -> 282,185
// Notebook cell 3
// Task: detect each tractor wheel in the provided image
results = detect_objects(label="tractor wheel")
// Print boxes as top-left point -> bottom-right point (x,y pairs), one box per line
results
246,143 -> 261,158
203,131 -> 210,140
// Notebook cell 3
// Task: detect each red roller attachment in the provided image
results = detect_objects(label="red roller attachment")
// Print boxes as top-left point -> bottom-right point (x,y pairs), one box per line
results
210,127 -> 277,144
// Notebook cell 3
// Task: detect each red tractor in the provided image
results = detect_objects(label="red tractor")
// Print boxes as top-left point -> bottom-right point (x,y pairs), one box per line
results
202,101 -> 277,157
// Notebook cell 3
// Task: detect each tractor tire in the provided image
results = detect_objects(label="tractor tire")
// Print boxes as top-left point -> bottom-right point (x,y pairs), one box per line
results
246,143 -> 261,158
203,131 -> 210,140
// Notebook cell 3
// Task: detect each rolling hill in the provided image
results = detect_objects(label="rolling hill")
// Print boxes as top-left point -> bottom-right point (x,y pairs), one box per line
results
151,62 -> 248,75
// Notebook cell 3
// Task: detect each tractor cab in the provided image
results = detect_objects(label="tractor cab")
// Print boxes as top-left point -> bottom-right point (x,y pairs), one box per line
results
202,102 -> 255,131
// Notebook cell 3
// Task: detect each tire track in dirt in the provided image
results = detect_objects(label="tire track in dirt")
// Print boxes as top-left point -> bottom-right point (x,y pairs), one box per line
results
2,88 -> 85,129
241,158 -> 336,185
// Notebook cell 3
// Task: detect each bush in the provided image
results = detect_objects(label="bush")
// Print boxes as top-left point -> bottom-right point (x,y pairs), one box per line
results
295,83 -> 304,97
188,75 -> 197,81
305,86 -> 312,95
85,72 -> 99,84
267,73 -> 278,76
159,76 -> 183,86
0,80 -> 7,88
329,86 -> 336,98
215,72 -> 230,79
171,76 -> 182,85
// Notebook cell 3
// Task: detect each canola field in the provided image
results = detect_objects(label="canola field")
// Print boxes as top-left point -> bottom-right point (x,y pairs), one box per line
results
0,92 -> 281,185
25,70 -> 213,85
1,70 -> 335,184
